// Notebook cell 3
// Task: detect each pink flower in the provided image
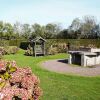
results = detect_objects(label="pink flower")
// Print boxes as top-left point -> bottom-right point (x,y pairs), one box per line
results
0,60 -> 42,100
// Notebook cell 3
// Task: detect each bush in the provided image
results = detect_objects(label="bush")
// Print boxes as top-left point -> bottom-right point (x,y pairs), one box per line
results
0,52 -> 3,60
57,43 -> 67,53
48,47 -> 58,55
0,60 -> 42,100
24,45 -> 33,56
0,41 -> 9,47
0,46 -> 19,55
7,46 -> 19,54
0,47 -> 5,55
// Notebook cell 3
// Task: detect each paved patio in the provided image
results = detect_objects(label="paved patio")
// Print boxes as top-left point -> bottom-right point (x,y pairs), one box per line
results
42,59 -> 100,76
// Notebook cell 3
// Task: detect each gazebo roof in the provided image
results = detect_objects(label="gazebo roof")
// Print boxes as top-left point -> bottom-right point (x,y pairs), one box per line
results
29,36 -> 46,42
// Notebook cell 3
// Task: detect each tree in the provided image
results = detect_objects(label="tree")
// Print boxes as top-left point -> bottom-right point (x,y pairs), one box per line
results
44,23 -> 61,39
3,23 -> 13,40
70,18 -> 81,31
31,23 -> 42,37
67,15 -> 97,39
21,24 -> 31,39
13,22 -> 22,39
81,15 -> 96,38
68,18 -> 81,39
91,24 -> 100,39
58,29 -> 69,39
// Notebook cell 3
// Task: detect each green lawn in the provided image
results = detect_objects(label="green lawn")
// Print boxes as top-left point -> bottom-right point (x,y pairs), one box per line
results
4,49 -> 100,100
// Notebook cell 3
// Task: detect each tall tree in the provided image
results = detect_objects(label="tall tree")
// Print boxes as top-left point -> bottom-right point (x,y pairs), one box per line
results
44,23 -> 61,39
70,18 -> 81,31
22,24 -> 31,39
68,18 -> 81,39
31,23 -> 42,37
58,29 -> 69,39
13,22 -> 22,39
4,23 -> 13,40
91,24 -> 100,39
81,15 -> 96,38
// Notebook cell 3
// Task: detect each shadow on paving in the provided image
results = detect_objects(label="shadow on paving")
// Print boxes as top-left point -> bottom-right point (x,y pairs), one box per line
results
57,59 -> 68,64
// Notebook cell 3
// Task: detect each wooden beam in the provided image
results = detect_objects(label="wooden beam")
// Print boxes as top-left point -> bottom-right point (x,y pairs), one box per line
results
34,42 -> 36,57
44,42 -> 45,56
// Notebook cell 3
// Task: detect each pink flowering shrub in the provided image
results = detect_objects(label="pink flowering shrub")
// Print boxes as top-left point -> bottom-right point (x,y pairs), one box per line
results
0,60 -> 42,100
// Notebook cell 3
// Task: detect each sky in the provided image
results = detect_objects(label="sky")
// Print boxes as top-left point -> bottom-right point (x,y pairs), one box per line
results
0,0 -> 100,28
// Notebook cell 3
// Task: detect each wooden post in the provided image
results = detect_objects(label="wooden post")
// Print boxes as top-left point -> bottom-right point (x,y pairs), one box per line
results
44,42 -> 45,56
34,42 -> 36,57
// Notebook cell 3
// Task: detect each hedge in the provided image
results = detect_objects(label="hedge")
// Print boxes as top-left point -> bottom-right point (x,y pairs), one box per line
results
0,39 -> 26,47
46,39 -> 100,48
0,39 -> 100,49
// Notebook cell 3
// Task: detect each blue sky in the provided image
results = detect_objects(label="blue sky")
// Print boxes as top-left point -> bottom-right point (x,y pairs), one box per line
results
0,0 -> 100,28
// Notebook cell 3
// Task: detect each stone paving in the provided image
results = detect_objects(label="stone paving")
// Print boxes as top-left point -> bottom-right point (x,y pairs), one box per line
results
42,59 -> 100,76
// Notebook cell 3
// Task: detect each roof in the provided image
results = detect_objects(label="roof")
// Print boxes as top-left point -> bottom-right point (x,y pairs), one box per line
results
68,51 -> 97,56
29,37 -> 46,42
79,52 -> 96,56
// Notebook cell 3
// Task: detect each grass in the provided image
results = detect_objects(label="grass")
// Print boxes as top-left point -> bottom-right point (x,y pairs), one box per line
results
4,49 -> 100,100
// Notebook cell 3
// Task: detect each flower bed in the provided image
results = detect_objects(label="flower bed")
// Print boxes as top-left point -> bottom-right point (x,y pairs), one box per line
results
0,60 -> 42,100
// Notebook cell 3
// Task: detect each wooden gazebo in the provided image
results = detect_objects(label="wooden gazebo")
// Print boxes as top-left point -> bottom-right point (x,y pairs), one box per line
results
29,37 -> 46,57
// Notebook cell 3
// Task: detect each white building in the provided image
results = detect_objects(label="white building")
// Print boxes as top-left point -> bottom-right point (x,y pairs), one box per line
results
68,48 -> 100,67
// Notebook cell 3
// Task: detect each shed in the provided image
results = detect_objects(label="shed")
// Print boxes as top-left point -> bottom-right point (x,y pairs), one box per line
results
29,37 -> 46,57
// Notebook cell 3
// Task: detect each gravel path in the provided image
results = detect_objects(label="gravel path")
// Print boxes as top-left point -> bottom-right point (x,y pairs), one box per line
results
41,59 -> 100,76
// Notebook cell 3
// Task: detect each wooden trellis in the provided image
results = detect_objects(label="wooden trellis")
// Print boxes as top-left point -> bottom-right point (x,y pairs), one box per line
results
29,37 -> 46,57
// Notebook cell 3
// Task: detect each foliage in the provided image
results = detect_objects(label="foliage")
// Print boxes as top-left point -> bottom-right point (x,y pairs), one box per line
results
0,46 -> 19,55
0,47 -> 5,55
7,46 -> 19,54
67,15 -> 100,39
1,39 -> 100,55
0,40 -> 9,47
4,23 -> 14,40
0,52 -> 3,60
25,45 -> 33,56
48,47 -> 58,55
0,15 -> 100,40
46,43 -> 67,55
0,21 -> 61,40
0,39 -> 26,47
0,60 -> 42,100
45,39 -> 98,54
21,24 -> 31,39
